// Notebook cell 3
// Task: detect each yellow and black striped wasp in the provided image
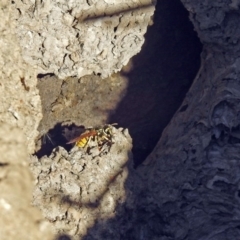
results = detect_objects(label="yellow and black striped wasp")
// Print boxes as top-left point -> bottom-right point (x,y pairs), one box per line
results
67,124 -> 117,153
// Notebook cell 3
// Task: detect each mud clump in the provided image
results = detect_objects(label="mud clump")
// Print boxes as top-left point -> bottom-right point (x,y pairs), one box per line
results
31,126 -> 133,238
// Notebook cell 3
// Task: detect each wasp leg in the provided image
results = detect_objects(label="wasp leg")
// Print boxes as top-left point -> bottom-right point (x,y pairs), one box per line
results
98,138 -> 113,154
85,135 -> 92,148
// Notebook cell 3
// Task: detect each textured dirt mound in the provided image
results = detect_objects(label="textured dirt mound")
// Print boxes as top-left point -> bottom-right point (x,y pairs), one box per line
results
3,0 -> 240,239
31,126 -> 133,238
14,0 -> 155,79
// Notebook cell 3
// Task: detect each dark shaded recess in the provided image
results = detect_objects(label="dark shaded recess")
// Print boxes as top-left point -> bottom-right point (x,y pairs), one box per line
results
35,123 -> 83,158
0,163 -> 9,167
55,234 -> 71,240
211,123 -> 240,145
109,0 -> 202,167
180,104 -> 188,112
37,73 -> 55,78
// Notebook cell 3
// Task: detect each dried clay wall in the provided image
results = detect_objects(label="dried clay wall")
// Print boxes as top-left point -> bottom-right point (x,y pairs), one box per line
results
2,0 -> 240,240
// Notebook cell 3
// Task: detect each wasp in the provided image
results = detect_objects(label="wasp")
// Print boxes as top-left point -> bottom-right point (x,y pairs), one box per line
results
67,124 -> 117,153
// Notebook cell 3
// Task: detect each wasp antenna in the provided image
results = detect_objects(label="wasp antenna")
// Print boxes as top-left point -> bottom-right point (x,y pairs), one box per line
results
41,132 -> 54,145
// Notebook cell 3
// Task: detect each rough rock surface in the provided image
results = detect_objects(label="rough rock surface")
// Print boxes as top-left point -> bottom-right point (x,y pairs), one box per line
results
1,2 -> 42,154
140,49 -> 240,239
31,126 -> 133,239
0,2 -> 53,239
138,0 -> 240,239
14,0 -> 155,79
40,0 -> 240,239
4,0 -> 240,239
0,123 -> 53,240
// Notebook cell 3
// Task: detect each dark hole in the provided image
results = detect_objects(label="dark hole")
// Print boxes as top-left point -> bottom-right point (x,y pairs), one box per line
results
35,123 -> 82,158
191,149 -> 196,154
213,180 -> 233,193
211,134 -> 217,140
238,190 -> 240,198
109,0 -> 202,167
55,234 -> 72,240
191,157 -> 196,162
37,73 -> 55,78
16,8 -> 21,15
0,163 -> 9,167
229,136 -> 240,144
226,37 -> 231,42
179,104 -> 188,112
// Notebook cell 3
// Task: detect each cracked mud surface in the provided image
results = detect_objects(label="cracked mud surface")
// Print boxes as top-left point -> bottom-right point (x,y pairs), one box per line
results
37,0 -> 202,166
14,0 -> 155,79
31,126 -> 133,238
4,0 -> 240,239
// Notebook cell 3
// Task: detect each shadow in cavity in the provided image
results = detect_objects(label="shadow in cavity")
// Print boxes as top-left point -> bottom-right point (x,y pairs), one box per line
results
35,123 -> 84,158
55,234 -> 72,240
37,73 -> 55,78
109,0 -> 202,167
